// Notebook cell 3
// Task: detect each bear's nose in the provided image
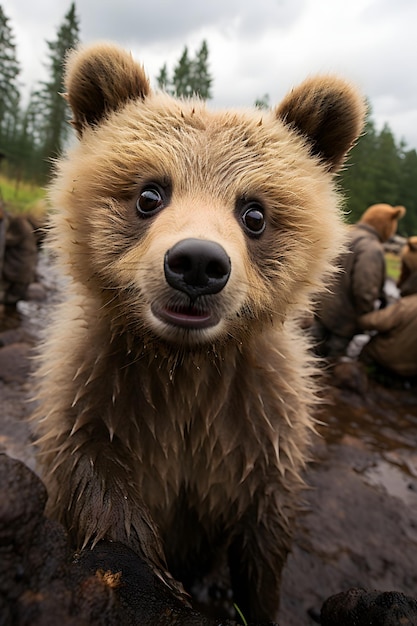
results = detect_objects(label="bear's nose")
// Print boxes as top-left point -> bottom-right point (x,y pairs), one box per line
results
164,238 -> 231,298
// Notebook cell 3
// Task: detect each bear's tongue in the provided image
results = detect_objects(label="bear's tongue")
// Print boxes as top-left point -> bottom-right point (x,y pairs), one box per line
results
159,303 -> 215,329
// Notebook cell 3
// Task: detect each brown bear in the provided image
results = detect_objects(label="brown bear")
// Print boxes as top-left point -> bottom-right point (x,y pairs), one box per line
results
357,234 -> 417,378
398,235 -> 417,296
0,211 -> 38,307
33,42 -> 365,623
311,203 -> 406,358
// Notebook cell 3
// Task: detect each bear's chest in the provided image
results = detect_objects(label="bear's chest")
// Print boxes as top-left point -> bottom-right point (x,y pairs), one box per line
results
130,401 -> 260,528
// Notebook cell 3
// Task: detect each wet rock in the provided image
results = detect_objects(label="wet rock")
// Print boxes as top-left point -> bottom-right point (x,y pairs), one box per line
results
331,359 -> 368,394
321,587 -> 417,625
27,282 -> 47,302
0,327 -> 32,347
0,342 -> 32,383
0,453 -> 68,625
278,427 -> 417,625
0,454 -> 242,626
73,542 -> 242,626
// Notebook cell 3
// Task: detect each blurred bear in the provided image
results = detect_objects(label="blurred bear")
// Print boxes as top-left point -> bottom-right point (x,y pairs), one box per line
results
359,236 -> 417,378
311,203 -> 405,358
0,211 -> 38,309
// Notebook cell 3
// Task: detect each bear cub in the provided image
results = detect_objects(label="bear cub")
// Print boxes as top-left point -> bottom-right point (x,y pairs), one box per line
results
34,43 -> 365,623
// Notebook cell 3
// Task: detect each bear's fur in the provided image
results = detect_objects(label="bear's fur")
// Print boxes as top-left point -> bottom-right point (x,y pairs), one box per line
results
398,235 -> 417,294
359,203 -> 406,242
34,42 -> 365,622
401,236 -> 417,271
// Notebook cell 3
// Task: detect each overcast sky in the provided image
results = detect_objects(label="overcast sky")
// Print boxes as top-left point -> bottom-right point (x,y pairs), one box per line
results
3,0 -> 417,151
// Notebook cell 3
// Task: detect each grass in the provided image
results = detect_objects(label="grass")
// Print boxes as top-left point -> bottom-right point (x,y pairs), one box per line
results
0,174 -> 47,217
385,252 -> 401,282
233,604 -> 248,625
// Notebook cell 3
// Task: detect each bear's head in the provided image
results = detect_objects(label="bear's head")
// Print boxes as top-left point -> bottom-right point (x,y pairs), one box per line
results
402,236 -> 417,270
398,235 -> 417,289
359,203 -> 406,242
49,43 -> 365,349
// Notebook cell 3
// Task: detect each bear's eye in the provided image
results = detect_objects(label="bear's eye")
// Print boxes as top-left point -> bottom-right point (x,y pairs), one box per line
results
136,185 -> 165,217
241,203 -> 266,237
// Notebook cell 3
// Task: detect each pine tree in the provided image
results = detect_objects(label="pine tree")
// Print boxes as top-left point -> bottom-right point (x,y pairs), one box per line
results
254,94 -> 270,110
376,125 -> 403,202
172,46 -> 192,97
341,113 -> 380,222
190,40 -> 212,100
13,91 -> 47,181
0,6 -> 21,158
399,147 -> 417,235
341,115 -> 416,229
156,63 -> 170,91
34,2 -> 80,181
157,41 -> 213,100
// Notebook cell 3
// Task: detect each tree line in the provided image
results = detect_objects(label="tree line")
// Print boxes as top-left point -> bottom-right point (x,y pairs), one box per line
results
0,3 -> 80,184
340,114 -> 417,234
1,3 -> 416,234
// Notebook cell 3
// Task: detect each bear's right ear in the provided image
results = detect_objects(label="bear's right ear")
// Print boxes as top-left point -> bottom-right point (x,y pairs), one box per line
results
393,205 -> 406,220
276,75 -> 366,173
408,236 -> 417,252
64,43 -> 151,136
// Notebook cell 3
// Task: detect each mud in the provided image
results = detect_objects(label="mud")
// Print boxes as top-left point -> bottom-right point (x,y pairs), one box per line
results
1,251 -> 417,625
278,374 -> 417,625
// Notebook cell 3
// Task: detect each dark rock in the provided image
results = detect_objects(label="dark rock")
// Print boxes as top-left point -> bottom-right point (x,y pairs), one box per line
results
0,454 -> 242,626
331,360 -> 368,394
74,542 -> 240,626
321,587 -> 417,625
0,342 -> 32,383
0,327 -> 32,347
27,282 -> 47,302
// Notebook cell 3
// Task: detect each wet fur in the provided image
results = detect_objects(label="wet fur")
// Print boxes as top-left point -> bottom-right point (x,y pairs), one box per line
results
34,42 -> 365,622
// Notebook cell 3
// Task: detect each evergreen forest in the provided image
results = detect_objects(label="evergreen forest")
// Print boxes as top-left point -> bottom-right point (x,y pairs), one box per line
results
1,3 -> 416,234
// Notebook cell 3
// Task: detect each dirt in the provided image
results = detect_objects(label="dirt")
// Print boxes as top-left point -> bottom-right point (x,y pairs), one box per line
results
1,251 -> 417,625
279,378 -> 417,625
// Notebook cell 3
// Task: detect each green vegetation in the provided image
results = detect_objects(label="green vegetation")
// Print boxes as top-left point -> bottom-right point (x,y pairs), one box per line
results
156,40 -> 212,99
233,603 -> 248,626
0,174 -> 46,215
385,252 -> 402,282
340,110 -> 417,235
0,2 -> 79,185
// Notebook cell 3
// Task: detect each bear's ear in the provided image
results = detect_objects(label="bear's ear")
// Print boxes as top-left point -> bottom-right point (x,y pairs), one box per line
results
276,75 -> 366,173
393,205 -> 406,220
408,236 -> 417,252
64,43 -> 151,136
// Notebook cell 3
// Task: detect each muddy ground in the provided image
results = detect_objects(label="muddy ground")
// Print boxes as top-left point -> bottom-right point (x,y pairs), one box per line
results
1,251 -> 417,626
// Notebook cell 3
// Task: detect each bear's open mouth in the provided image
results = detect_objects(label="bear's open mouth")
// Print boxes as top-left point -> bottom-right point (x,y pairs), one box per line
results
152,301 -> 219,329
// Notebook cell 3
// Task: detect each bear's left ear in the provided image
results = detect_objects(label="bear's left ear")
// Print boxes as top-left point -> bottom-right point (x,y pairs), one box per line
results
276,75 -> 366,173
64,43 -> 151,136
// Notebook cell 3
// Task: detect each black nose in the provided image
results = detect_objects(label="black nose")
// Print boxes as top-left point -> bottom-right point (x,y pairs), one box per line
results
164,238 -> 231,298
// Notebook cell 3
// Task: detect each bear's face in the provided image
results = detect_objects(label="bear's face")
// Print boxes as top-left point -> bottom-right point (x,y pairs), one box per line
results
360,203 -> 406,242
50,43 -> 365,348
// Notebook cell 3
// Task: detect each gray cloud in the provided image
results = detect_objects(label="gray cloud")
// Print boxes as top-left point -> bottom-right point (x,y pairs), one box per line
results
78,0 -> 305,43
2,0 -> 417,151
